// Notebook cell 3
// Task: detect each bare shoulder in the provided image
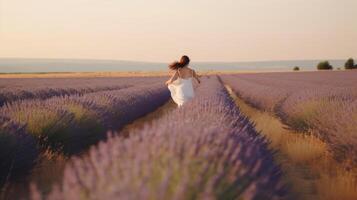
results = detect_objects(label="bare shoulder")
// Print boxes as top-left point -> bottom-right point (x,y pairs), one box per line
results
188,67 -> 195,73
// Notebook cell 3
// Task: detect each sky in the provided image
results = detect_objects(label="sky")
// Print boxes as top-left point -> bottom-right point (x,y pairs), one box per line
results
0,0 -> 356,62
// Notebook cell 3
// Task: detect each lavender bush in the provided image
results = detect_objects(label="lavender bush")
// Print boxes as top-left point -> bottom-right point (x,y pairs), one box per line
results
32,77 -> 285,200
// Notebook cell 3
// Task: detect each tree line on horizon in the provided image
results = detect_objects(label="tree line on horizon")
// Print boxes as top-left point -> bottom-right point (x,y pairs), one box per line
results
293,58 -> 357,71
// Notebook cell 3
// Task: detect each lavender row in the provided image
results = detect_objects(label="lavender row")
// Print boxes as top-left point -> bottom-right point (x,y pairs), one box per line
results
221,76 -> 289,111
221,72 -> 357,164
280,88 -> 357,163
0,83 -> 170,183
32,77 -> 285,200
0,77 -> 166,106
0,82 -> 170,153
0,77 -> 166,90
0,116 -> 38,185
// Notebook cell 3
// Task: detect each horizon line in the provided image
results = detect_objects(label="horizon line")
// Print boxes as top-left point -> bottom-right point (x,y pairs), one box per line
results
0,57 -> 350,64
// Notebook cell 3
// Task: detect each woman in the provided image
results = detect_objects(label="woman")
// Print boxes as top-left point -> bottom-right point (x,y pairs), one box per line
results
165,55 -> 201,107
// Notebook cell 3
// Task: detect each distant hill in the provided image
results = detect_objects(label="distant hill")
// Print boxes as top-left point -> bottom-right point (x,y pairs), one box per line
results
0,58 -> 346,73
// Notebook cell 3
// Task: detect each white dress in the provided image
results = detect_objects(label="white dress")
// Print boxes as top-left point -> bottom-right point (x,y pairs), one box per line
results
168,70 -> 195,107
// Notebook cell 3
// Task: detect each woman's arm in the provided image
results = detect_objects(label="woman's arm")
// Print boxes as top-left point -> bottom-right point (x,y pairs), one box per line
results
193,70 -> 201,84
165,70 -> 178,85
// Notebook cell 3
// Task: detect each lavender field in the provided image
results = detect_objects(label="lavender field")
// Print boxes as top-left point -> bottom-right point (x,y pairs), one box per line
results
1,72 -> 356,200
29,77 -> 285,200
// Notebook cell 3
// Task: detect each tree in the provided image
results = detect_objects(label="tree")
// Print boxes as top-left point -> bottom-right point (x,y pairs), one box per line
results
317,61 -> 333,70
345,58 -> 355,69
293,66 -> 300,71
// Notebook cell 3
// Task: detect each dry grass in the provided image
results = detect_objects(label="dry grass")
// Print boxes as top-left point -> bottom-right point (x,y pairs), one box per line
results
318,170 -> 357,200
225,85 -> 357,200
283,134 -> 326,164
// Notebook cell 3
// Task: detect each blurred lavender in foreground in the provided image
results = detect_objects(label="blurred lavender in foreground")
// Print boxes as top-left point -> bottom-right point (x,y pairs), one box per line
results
32,77 -> 285,200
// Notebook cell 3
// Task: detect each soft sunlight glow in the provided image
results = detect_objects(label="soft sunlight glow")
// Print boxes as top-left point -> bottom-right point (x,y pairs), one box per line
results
0,0 -> 356,62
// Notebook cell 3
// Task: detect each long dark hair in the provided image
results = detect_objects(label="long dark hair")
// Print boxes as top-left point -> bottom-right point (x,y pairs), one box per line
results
169,55 -> 190,70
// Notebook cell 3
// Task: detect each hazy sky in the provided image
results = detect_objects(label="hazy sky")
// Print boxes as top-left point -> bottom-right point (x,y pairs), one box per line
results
0,0 -> 356,62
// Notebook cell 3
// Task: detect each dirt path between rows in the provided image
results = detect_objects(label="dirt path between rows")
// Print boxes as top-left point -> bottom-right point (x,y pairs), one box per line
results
225,85 -> 357,200
1,99 -> 177,200
120,99 -> 177,137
